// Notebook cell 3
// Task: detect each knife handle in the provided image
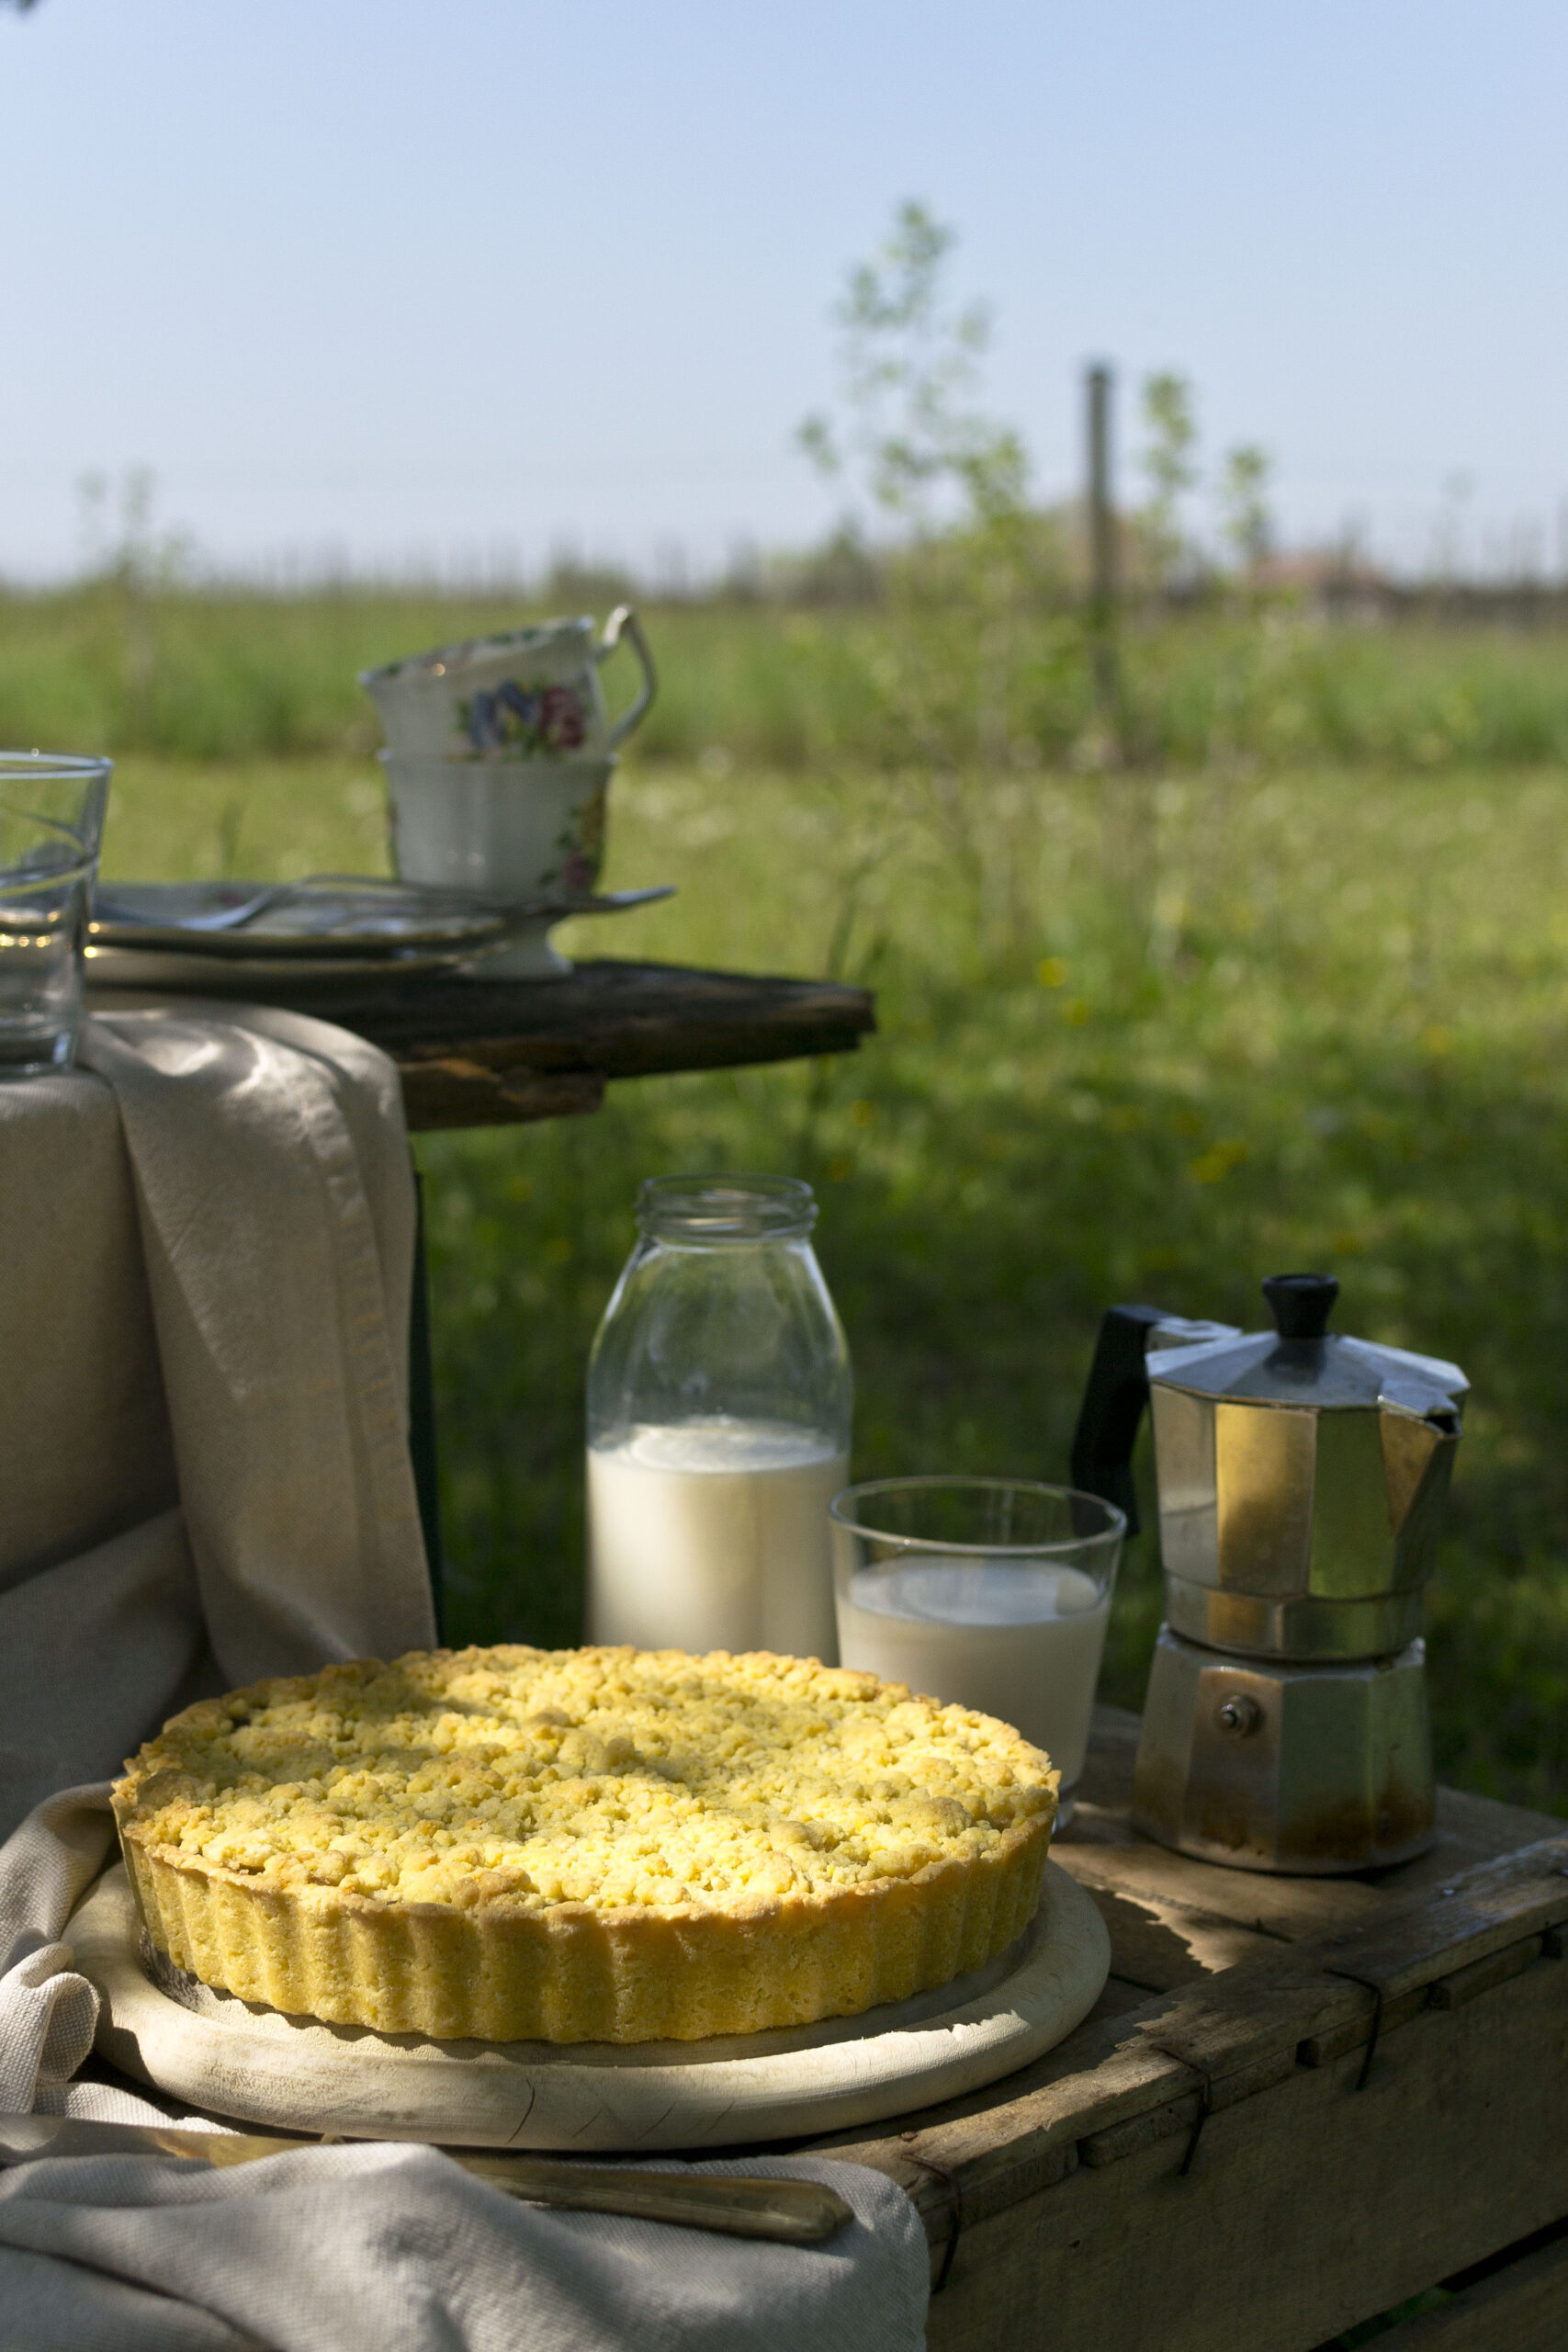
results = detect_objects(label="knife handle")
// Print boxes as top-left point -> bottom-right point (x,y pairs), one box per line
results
453,2155 -> 852,2245
0,2120 -> 851,2248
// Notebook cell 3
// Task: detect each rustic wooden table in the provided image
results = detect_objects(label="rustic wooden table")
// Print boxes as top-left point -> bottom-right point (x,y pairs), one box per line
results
816,1707 -> 1568,2351
229,956 -> 877,1131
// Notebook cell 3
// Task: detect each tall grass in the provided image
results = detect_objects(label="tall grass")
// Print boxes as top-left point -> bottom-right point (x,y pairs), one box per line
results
421,757 -> 1568,1817
94,722 -> 1568,1817
36,577 -> 1568,1815
13,579 -> 1568,775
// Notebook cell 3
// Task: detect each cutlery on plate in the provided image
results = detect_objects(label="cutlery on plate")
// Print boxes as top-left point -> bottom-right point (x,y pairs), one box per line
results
92,883 -> 297,934
92,878 -> 676,941
0,2115 -> 852,2245
93,883 -> 297,934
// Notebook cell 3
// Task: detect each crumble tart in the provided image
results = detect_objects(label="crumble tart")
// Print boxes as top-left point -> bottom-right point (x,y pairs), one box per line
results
113,1645 -> 1058,2042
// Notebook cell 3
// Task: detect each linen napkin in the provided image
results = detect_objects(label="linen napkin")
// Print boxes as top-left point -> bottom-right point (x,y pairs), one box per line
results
0,2140 -> 928,2352
0,1003 -> 928,2351
0,997 -> 435,2048
0,999 -> 435,1831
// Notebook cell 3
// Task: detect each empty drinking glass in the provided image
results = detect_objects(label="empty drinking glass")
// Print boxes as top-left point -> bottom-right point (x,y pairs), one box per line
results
0,752 -> 111,1078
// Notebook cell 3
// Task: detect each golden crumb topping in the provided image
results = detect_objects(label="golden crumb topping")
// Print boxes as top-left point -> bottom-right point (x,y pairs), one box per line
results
117,1645 -> 1056,1917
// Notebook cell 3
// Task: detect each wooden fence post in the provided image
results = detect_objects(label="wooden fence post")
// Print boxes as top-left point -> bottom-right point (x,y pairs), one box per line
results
1086,361 -> 1122,748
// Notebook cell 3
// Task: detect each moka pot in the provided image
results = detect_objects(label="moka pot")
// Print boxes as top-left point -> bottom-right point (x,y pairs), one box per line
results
1070,1274 -> 1466,1873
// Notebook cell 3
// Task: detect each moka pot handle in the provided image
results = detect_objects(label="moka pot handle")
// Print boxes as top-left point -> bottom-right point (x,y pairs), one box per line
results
1068,1305 -> 1169,1537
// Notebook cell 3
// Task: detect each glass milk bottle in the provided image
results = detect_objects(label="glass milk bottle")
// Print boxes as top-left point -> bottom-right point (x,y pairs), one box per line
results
586,1175 -> 852,1661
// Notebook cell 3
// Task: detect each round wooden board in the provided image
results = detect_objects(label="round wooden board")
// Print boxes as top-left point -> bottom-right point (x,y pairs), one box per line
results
73,1862 -> 1109,2151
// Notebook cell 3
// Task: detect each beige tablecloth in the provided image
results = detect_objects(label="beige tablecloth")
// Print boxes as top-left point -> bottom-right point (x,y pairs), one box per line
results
0,1004 -> 927,2352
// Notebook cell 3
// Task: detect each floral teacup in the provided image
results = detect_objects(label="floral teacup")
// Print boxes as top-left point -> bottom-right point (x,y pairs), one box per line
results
360,607 -> 656,763
382,752 -> 614,976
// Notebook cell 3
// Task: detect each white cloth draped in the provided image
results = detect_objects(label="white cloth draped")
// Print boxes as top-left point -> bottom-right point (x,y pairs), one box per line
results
0,2142 -> 927,2352
0,1004 -> 925,2351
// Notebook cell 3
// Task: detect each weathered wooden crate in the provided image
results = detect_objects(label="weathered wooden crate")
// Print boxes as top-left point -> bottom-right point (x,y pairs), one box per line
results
815,1709 -> 1568,2351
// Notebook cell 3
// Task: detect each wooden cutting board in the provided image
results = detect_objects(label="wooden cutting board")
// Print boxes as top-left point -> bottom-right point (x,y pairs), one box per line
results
73,1861 -> 1110,2152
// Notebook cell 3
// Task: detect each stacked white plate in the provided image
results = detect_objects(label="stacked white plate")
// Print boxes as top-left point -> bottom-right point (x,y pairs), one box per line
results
87,876 -> 672,992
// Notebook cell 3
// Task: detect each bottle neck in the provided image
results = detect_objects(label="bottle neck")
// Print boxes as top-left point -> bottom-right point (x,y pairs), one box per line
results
635,1174 -> 817,1247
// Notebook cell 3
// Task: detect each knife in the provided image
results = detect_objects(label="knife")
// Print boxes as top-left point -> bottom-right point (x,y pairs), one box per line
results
0,2116 -> 851,2246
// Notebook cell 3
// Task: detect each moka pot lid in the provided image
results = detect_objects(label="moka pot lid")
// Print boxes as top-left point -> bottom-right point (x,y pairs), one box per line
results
1145,1273 -> 1466,1423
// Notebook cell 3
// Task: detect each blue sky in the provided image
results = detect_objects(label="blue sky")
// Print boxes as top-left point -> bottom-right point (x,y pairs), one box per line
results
2,0 -> 1564,580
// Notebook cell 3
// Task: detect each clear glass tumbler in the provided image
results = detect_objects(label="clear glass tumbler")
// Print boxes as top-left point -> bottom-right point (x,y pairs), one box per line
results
0,752 -> 112,1078
586,1175 -> 852,1661
829,1477 -> 1126,1823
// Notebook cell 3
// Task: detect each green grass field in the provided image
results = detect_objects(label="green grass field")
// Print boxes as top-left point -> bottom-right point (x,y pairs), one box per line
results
20,580 -> 1568,773
63,588 -> 1568,1815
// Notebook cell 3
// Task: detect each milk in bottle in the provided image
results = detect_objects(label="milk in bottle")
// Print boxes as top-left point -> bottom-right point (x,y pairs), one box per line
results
586,1178 -> 852,1660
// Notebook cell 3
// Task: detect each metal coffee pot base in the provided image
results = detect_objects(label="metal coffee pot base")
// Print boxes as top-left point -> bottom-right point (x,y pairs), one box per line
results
1132,1627 -> 1436,1875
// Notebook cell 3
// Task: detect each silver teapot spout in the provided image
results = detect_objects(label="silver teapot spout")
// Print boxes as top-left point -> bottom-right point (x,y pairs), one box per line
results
1383,1394 -> 1463,1570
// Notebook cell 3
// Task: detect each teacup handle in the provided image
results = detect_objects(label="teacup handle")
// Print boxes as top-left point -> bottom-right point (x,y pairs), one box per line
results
597,605 -> 658,747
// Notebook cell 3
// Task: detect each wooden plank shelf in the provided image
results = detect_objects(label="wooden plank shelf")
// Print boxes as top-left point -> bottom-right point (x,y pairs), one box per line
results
234,957 -> 877,1130
811,1708 -> 1568,2352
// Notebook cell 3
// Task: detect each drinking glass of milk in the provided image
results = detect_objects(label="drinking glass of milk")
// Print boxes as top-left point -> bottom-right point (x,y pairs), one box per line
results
829,1478 -> 1126,1823
586,1175 -> 852,1660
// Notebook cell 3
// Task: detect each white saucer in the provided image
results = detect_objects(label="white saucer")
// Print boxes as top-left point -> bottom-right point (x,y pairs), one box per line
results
85,879 -> 674,989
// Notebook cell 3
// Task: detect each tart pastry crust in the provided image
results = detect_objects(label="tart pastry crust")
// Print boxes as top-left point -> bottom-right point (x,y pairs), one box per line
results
113,1645 -> 1057,2043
